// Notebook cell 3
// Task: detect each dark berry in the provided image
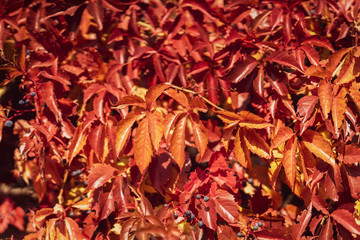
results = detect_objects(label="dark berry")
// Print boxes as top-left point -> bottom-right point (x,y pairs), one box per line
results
196,194 -> 201,199
253,225 -> 258,230
62,159 -> 67,165
25,99 -> 30,104
30,92 -> 36,97
4,120 -> 13,128
185,210 -> 191,216
83,181 -> 88,187
203,196 -> 210,202
242,181 -> 247,187
69,212 -> 75,218
85,210 -> 92,215
173,213 -> 178,219
198,221 -> 204,227
18,100 -> 24,105
187,218 -> 191,223
71,171 -> 78,177
248,178 -> 254,184
237,232 -> 242,237
163,204 -> 168,207
257,222 -> 263,227
74,181 -> 79,186
190,214 -> 195,220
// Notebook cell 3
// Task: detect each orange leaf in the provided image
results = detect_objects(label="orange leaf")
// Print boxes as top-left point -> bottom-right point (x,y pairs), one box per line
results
349,82 -> 360,111
134,117 -> 153,174
302,129 -> 335,165
163,110 -> 183,143
148,110 -> 164,151
332,87 -> 347,134
234,128 -> 251,169
215,110 -> 241,124
68,123 -> 88,165
243,128 -> 270,159
237,110 -> 273,129
144,84 -> 170,109
164,88 -> 189,109
189,98 -> 208,113
189,113 -> 208,159
113,95 -> 146,109
283,137 -> 298,191
335,55 -> 355,85
170,114 -> 187,170
325,48 -> 350,79
271,126 -> 294,149
318,80 -> 333,119
304,65 -> 325,77
115,112 -> 143,156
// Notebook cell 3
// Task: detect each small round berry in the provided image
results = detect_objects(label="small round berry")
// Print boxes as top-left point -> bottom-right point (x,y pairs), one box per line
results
74,181 -> 79,186
25,99 -> 30,104
186,218 -> 191,223
242,181 -> 247,187
203,196 -> 210,202
71,171 -> 78,177
198,221 -> 204,227
85,210 -> 92,215
30,92 -> 36,97
83,181 -> 88,187
253,225 -> 258,230
190,213 -> 195,220
163,204 -> 168,207
185,210 -> 191,216
196,194 -> 201,199
4,120 -> 13,128
69,212 -> 75,218
237,232 -> 242,237
257,221 -> 263,227
18,100 -> 24,105
173,213 -> 178,219
248,178 -> 254,184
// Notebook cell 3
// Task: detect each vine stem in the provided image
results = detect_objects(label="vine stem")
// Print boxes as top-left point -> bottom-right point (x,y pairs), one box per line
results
164,82 -> 226,111
57,169 -> 69,205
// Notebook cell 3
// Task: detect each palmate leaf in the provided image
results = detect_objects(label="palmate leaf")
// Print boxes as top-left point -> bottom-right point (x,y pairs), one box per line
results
134,117 -> 153,174
170,114 -> 187,170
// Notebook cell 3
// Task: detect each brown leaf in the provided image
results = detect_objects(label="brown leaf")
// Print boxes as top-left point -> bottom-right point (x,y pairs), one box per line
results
134,117 -> 153,174
318,79 -> 333,119
170,114 -> 187,170
302,129 -> 335,165
283,137 -> 297,191
332,87 -> 347,134
189,113 -> 208,159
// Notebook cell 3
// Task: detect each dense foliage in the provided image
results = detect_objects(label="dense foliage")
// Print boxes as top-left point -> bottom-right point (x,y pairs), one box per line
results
1,0 -> 360,239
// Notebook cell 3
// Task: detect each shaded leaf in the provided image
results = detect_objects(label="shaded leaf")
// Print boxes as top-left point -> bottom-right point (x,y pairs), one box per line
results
87,164 -> 117,190
331,205 -> 360,235
221,56 -> 257,83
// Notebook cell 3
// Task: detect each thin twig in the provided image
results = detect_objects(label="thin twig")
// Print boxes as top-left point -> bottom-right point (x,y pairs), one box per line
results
164,82 -> 226,111
57,169 -> 69,205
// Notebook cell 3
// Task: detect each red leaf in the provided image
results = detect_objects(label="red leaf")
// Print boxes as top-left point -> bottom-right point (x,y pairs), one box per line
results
87,0 -> 104,30
292,203 -> 313,240
87,164 -> 118,190
331,205 -> 360,235
39,81 -> 61,121
221,56 -> 257,83
342,144 -> 360,164
297,95 -> 318,122
283,13 -> 291,44
319,218 -> 333,240
214,190 -> 239,223
253,66 -> 264,97
134,117 -> 153,174
197,199 -> 217,230
266,49 -> 304,72
68,123 -> 88,165
302,36 -> 334,52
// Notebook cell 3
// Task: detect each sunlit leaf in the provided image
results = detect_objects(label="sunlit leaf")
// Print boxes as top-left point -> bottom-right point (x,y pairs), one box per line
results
134,117 -> 153,174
